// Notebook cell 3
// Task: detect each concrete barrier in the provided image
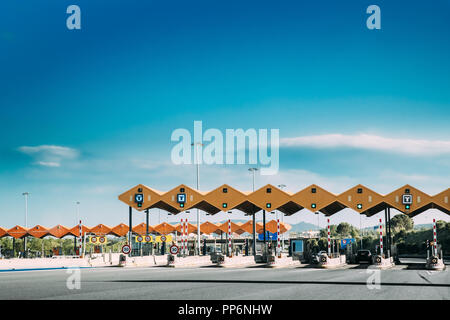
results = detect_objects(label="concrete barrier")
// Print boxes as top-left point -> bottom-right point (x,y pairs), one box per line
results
216,255 -> 257,268
318,254 -> 346,268
266,254 -> 300,268
372,255 -> 394,269
426,256 -> 445,271
0,257 -> 91,270
167,255 -> 212,267
119,255 -> 170,268
0,254 -> 174,270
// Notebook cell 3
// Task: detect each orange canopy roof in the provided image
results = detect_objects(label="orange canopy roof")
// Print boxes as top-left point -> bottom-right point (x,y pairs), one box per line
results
264,220 -> 289,233
239,221 -> 264,234
48,225 -> 70,238
67,225 -> 91,237
90,224 -> 112,235
198,221 -> 221,234
154,222 -> 176,235
132,223 -> 155,235
216,221 -> 242,234
0,227 -> 7,238
7,225 -> 28,239
27,225 -> 49,238
111,223 -> 129,237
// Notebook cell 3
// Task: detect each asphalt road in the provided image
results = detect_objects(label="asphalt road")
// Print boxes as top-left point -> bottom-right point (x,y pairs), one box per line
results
0,265 -> 448,300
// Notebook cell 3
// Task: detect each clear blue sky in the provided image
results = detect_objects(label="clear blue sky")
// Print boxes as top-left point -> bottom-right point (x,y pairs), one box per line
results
0,0 -> 449,228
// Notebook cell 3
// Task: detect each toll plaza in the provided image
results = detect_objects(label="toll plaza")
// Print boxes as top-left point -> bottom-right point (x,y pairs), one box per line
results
0,183 -> 448,271
114,183 -> 449,269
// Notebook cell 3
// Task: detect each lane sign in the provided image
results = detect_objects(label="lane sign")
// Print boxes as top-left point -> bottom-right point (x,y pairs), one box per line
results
177,193 -> 186,204
135,193 -> 144,203
170,245 -> 179,255
155,235 -> 172,243
402,194 -> 413,205
121,244 -> 131,255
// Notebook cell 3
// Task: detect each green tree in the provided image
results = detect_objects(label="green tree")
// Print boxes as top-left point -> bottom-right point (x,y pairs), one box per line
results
336,222 -> 352,236
390,214 -> 414,234
319,225 -> 337,238
436,220 -> 446,230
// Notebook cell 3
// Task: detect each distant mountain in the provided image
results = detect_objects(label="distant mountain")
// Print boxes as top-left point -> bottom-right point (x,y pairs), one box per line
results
414,224 -> 433,230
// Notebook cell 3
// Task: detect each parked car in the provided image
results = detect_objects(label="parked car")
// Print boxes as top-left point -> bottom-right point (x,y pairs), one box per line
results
355,250 -> 372,264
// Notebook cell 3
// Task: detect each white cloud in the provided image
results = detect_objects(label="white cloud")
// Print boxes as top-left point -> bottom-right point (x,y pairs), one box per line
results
280,134 -> 450,156
36,161 -> 60,167
18,145 -> 79,167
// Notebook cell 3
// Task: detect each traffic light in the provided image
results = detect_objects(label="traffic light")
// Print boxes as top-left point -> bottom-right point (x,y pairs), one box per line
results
311,203 -> 316,209
357,204 -> 363,209
405,204 -> 410,210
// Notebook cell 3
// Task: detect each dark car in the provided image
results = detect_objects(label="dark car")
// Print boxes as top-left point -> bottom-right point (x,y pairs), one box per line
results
355,250 -> 372,264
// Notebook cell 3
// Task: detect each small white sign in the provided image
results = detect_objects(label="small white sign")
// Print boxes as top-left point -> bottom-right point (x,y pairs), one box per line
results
402,194 -> 413,205
177,193 -> 186,204
121,245 -> 131,254
170,245 -> 179,255
135,194 -> 144,203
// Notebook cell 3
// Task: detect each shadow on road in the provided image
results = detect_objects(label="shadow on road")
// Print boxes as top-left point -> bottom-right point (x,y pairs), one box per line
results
98,279 -> 450,288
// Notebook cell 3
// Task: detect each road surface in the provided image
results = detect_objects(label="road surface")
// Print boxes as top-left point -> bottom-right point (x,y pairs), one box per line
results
0,265 -> 448,300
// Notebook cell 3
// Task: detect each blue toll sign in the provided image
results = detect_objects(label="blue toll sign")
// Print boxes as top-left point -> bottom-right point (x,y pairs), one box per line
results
258,232 -> 277,241
340,238 -> 356,249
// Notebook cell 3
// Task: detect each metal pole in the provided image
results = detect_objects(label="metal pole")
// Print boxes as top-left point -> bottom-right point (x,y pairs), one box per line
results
379,217 -> 383,256
76,201 -> 80,226
22,192 -> 29,258
146,209 -> 149,235
196,143 -> 201,255
129,206 -> 132,257
277,184 -> 286,251
316,211 -> 320,232
277,212 -> 281,258
360,213 -> 362,249
82,232 -> 86,258
78,220 -> 82,257
327,218 -> 331,256
387,207 -> 392,250
384,208 -> 388,254
433,218 -> 438,257
262,210 -> 266,243
228,216 -> 232,258
249,168 -> 258,256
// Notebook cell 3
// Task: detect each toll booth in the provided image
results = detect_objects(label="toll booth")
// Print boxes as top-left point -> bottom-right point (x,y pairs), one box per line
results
52,247 -> 62,256
289,239 -> 304,261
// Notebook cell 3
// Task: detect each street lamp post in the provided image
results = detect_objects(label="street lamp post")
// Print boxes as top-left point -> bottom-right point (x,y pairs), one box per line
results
277,184 -> 286,250
22,192 -> 30,258
76,201 -> 80,225
75,201 -> 80,254
192,142 -> 203,255
316,211 -> 320,232
248,168 -> 258,256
